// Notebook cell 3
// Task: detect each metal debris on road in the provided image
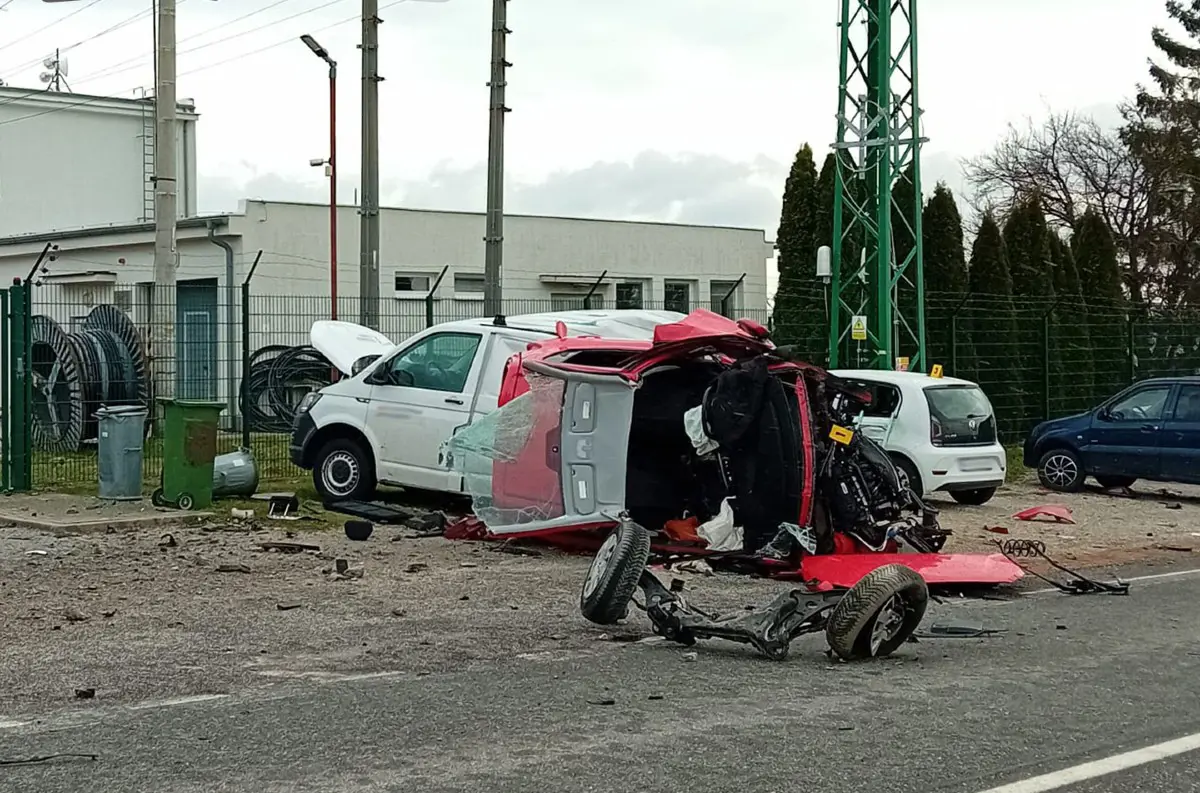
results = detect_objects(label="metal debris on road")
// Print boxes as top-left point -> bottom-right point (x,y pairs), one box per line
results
260,541 -> 320,553
216,563 -> 252,574
991,539 -> 1130,595
1013,505 -> 1076,524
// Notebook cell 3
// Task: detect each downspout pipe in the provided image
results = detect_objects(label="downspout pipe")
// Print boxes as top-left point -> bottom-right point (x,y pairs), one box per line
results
207,222 -> 238,433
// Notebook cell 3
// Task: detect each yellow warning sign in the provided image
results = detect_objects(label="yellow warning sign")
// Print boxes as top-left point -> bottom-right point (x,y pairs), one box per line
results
930,364 -> 944,378
850,315 -> 868,341
895,356 -> 910,372
829,425 -> 855,445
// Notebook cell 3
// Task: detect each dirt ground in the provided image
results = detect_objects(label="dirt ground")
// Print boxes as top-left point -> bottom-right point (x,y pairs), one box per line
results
1,475 -> 1198,718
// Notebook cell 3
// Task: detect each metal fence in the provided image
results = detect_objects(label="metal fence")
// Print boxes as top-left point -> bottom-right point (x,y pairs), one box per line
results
3,276 -> 1199,493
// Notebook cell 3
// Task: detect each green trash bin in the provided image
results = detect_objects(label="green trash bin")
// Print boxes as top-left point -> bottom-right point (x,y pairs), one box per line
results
151,398 -> 225,510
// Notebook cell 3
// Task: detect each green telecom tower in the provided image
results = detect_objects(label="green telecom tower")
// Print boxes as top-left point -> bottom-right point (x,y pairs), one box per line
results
828,0 -> 927,371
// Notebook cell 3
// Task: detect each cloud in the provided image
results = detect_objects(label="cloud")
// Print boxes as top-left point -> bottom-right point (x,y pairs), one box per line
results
199,150 -> 790,233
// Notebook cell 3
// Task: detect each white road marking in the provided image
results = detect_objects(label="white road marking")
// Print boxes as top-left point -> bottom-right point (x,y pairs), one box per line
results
127,694 -> 230,710
974,731 -> 1200,792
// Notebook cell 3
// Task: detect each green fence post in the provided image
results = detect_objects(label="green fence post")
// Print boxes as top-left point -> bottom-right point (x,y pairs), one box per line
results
1128,316 -> 1137,384
1,287 -> 9,491
1042,311 -> 1051,422
9,281 -> 31,491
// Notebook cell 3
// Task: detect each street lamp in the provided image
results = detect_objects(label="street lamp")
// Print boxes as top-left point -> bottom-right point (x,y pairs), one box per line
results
300,33 -> 338,321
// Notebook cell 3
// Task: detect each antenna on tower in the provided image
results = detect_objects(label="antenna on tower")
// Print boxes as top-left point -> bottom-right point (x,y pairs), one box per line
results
39,49 -> 71,92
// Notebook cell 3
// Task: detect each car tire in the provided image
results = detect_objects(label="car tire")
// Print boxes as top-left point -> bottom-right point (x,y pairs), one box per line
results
1095,475 -> 1137,490
580,519 -> 652,626
1037,448 -> 1084,492
891,454 -> 923,497
313,437 -> 377,502
826,563 -> 929,661
950,487 -> 997,506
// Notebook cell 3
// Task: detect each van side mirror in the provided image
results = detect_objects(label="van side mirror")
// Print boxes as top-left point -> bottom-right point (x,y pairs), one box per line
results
1097,407 -> 1112,421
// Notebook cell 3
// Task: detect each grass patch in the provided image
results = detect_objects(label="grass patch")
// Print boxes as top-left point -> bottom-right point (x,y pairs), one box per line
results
1005,444 -> 1030,484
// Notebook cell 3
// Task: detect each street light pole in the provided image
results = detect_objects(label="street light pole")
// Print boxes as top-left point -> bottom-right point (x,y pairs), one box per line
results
301,34 -> 338,321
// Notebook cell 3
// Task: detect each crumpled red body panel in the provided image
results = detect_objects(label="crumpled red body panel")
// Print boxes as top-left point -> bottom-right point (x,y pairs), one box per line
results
778,552 -> 1025,590
1013,504 -> 1076,524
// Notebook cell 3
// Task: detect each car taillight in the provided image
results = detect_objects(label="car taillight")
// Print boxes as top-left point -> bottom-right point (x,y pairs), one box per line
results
930,417 -> 943,446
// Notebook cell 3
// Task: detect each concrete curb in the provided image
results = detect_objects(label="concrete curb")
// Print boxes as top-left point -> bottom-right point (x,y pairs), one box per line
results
0,511 -> 215,536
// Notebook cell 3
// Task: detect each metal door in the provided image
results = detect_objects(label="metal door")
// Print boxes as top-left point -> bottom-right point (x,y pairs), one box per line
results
176,279 -> 218,400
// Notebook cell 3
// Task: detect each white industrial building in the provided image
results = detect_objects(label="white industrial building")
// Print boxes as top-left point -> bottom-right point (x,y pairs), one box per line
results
0,87 -> 199,237
0,88 -> 773,425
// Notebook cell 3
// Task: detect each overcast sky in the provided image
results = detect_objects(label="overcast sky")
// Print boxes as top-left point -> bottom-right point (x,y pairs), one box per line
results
0,0 -> 1163,246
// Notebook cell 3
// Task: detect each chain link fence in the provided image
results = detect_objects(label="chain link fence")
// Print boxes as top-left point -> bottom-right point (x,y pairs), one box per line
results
4,277 -> 1200,492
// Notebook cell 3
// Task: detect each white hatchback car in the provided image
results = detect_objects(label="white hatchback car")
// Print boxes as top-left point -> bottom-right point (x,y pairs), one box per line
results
830,369 -> 1007,505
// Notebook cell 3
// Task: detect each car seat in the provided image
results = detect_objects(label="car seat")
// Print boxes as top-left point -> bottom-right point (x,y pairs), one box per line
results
702,356 -> 804,552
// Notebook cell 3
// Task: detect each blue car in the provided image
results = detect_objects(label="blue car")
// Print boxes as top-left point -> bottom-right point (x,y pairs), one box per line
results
1023,376 -> 1200,492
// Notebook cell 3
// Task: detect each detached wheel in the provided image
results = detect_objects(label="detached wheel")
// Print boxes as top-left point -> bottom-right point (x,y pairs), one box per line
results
950,487 -> 997,506
1095,475 -> 1136,489
1037,448 -> 1084,492
826,564 -> 929,661
313,437 -> 377,502
580,520 -> 652,626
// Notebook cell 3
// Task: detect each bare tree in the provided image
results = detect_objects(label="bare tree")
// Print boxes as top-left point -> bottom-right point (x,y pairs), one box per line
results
962,108 -> 1166,302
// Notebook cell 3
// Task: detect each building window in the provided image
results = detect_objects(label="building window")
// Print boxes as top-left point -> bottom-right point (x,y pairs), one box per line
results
454,273 -> 486,296
664,280 -> 691,313
550,292 -> 605,311
394,273 -> 432,293
709,280 -> 742,317
114,289 -> 133,314
616,282 -> 644,309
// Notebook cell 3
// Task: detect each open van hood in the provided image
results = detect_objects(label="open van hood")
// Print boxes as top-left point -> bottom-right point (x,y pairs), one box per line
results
310,320 -> 395,375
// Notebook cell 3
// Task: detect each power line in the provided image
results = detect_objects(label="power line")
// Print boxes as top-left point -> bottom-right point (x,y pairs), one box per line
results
0,0 -> 106,56
0,0 -> 436,127
64,0 -> 306,82
0,3 -> 156,82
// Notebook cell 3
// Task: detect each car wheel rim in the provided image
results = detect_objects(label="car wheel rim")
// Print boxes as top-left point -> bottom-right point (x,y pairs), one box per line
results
1043,454 -> 1077,487
583,532 -> 619,598
322,451 -> 359,496
869,593 -> 906,656
897,467 -> 910,490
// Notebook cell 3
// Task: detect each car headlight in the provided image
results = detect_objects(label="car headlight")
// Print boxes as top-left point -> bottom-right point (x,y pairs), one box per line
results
296,392 -> 322,414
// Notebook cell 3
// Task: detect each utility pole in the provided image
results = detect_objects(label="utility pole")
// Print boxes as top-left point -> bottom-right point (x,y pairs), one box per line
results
153,0 -> 179,399
359,0 -> 381,329
482,0 -> 509,317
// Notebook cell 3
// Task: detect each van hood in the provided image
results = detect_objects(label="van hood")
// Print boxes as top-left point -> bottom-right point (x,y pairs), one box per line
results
310,320 -> 396,375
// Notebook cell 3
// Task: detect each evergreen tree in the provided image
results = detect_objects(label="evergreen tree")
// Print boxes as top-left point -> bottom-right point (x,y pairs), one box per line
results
771,144 -> 821,352
1001,194 -> 1056,424
921,183 -> 970,378
966,212 -> 1021,439
1072,209 -> 1127,399
1048,233 -> 1095,414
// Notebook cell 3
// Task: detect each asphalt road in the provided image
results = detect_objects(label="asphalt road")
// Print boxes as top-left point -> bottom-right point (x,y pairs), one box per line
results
2,565 -> 1199,793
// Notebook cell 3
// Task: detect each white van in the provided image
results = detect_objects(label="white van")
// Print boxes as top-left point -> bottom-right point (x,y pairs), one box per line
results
830,369 -> 1007,505
289,310 -> 683,501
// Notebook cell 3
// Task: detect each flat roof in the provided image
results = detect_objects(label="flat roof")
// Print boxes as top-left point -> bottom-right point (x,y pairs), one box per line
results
0,215 -> 229,247
0,86 -> 200,119
244,199 -> 771,236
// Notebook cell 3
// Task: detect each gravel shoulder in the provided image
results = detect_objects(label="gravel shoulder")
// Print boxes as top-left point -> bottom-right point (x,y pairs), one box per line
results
2,475 -> 1198,719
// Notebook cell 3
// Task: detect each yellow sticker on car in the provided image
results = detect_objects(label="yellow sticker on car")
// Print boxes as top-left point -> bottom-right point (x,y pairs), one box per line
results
830,425 -> 854,445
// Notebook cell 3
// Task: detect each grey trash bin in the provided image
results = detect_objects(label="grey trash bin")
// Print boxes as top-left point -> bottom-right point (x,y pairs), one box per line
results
212,448 -> 260,499
95,405 -> 149,500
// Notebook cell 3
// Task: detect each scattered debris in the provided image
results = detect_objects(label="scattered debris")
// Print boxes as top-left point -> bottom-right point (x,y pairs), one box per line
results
344,520 -> 374,542
404,562 -> 428,574
984,525 -> 1009,535
216,563 -> 252,574
1013,505 -> 1075,524
63,606 -> 88,623
266,494 -> 301,520
0,753 -> 98,766
230,508 -> 254,520
682,652 -> 699,662
1165,502 -> 1183,510
491,542 -> 542,557
25,549 -> 48,556
460,562 -> 478,568
405,512 -> 446,537
260,541 -> 320,554
587,698 -> 616,706
158,533 -> 177,548
73,688 -> 95,700
390,608 -> 407,617
276,603 -> 303,611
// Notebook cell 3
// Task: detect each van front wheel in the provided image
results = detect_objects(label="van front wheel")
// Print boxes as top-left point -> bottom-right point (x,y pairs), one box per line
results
313,437 -> 377,502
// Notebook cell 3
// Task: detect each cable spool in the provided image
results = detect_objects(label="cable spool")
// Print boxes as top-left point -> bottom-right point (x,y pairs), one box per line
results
240,344 -> 337,432
28,305 -> 149,453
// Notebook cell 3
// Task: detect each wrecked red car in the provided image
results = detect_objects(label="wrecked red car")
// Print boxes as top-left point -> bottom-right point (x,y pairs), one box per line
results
444,309 -> 1023,596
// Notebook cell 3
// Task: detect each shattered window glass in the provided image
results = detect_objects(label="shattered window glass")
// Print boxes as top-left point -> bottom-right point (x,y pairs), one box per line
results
446,374 -> 567,528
